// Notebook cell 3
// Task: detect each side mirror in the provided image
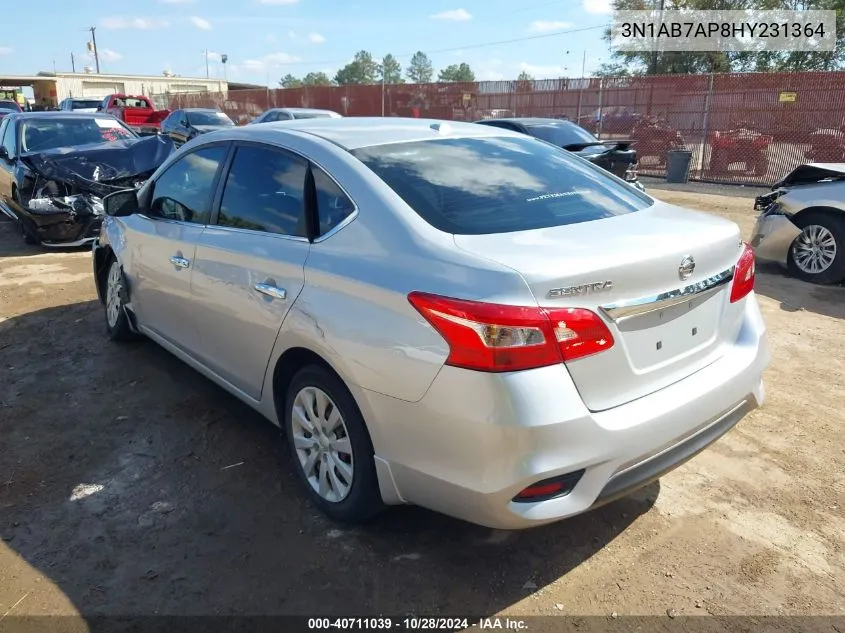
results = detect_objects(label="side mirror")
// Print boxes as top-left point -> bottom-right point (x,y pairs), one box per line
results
103,188 -> 140,217
96,105 -> 103,112
0,146 -> 8,161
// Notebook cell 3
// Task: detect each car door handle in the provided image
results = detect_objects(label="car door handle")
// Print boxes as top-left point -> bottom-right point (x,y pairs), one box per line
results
170,256 -> 190,269
254,283 -> 287,301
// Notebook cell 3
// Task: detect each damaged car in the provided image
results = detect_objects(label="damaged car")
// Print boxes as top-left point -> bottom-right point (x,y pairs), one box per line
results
752,163 -> 845,284
0,112 -> 176,247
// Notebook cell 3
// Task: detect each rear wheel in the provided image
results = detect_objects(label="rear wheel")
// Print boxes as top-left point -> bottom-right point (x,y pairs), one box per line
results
104,259 -> 138,341
283,365 -> 384,524
787,211 -> 845,284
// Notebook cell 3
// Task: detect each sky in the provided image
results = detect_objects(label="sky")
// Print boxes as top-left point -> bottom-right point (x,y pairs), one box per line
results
0,0 -> 614,86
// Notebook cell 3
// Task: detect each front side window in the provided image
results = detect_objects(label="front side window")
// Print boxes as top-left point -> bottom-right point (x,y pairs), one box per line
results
1,120 -> 16,157
218,145 -> 307,236
313,166 -> 355,236
351,135 -> 651,235
148,144 -> 228,224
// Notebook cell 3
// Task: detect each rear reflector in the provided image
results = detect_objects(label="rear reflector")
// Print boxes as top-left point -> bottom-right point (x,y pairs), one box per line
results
407,292 -> 614,372
729,242 -> 756,303
513,470 -> 585,503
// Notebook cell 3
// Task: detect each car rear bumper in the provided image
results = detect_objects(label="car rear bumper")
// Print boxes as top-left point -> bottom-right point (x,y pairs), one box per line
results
359,294 -> 769,529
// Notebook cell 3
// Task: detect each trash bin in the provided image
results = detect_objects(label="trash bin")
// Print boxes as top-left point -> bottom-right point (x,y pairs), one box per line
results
666,149 -> 692,183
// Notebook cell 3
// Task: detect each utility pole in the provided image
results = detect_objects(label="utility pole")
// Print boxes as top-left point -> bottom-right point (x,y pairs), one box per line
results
650,0 -> 665,74
205,49 -> 210,79
89,27 -> 100,73
71,53 -> 76,73
381,56 -> 386,117
582,50 -> 586,78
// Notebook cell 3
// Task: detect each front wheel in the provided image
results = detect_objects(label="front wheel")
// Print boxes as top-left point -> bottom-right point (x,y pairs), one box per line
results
283,365 -> 385,523
787,212 -> 845,284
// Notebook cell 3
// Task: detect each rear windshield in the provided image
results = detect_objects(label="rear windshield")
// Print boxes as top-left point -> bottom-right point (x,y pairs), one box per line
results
187,110 -> 234,126
351,135 -> 651,235
0,101 -> 21,112
293,111 -> 334,119
71,100 -> 101,109
525,121 -> 598,147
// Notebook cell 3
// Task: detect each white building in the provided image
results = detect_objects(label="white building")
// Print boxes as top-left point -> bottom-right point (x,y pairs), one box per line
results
0,71 -> 226,109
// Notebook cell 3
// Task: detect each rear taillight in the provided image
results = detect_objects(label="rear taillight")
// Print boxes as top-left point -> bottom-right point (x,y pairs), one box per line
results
730,242 -> 756,303
407,292 -> 614,373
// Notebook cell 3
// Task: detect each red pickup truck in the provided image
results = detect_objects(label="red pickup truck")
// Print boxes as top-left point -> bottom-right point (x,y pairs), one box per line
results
98,94 -> 170,136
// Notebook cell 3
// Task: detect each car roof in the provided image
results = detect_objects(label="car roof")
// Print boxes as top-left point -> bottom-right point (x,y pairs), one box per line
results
480,117 -> 575,126
180,108 -> 221,113
213,116 -> 522,150
271,107 -> 339,114
6,112 -> 120,120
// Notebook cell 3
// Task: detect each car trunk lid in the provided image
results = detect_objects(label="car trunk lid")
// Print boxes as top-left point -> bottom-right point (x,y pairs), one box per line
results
453,202 -> 746,411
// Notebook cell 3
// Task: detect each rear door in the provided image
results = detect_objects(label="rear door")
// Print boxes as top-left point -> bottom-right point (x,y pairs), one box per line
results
123,143 -> 230,353
190,142 -> 311,399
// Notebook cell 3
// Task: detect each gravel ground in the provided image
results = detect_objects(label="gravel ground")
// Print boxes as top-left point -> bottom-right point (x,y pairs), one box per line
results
0,188 -> 843,629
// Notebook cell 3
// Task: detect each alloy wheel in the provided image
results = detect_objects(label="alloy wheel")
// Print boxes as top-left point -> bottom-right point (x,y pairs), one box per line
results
792,224 -> 837,274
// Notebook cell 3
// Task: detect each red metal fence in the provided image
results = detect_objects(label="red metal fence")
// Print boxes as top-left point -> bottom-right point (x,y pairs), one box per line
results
167,71 -> 845,186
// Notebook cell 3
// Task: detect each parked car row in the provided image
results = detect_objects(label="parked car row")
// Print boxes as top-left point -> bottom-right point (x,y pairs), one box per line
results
84,117 -> 770,529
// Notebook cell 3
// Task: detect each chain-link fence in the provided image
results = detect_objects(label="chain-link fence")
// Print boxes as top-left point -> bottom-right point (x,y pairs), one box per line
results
166,71 -> 845,186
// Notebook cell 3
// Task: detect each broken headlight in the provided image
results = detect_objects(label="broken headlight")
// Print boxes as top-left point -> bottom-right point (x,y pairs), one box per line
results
27,195 -> 105,216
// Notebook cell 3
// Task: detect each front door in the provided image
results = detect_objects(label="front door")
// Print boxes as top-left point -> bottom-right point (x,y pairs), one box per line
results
124,143 -> 230,353
190,142 -> 311,399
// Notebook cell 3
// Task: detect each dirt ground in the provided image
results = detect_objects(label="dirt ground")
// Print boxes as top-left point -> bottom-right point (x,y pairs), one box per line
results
1,188 -> 843,628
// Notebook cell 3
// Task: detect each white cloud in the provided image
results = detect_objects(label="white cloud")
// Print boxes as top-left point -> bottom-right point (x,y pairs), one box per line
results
582,0 -> 612,14
308,32 -> 325,43
242,52 -> 301,70
257,0 -> 299,4
190,16 -> 213,30
266,34 -> 276,42
288,30 -> 298,39
99,48 -> 123,62
517,62 -> 565,78
529,20 -> 574,32
159,0 -> 194,3
205,51 -> 222,62
430,8 -> 472,21
101,17 -> 170,29
0,46 -> 12,55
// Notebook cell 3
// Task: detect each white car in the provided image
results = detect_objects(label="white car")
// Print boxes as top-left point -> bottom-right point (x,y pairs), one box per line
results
93,118 -> 770,529
58,98 -> 103,114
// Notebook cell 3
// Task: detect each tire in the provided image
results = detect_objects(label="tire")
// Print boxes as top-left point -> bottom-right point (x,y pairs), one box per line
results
752,155 -> 769,177
104,258 -> 138,341
787,211 -> 845,285
283,365 -> 385,524
13,189 -> 38,245
709,149 -> 728,174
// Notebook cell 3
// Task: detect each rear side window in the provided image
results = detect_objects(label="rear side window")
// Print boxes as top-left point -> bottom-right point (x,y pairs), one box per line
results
218,145 -> 308,237
351,136 -> 651,235
312,167 -> 355,236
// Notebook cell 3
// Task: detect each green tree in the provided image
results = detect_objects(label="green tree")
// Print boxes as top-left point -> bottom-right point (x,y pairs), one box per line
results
280,74 -> 303,88
515,70 -> 533,91
334,50 -> 379,85
302,71 -> 333,86
406,51 -> 434,83
379,54 -> 404,84
437,62 -> 475,82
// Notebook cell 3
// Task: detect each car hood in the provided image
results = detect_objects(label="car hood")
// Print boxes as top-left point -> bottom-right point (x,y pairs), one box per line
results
772,163 -> 845,189
21,135 -> 176,196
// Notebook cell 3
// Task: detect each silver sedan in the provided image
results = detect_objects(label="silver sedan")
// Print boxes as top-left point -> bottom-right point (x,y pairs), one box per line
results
92,118 -> 770,529
752,163 -> 845,285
